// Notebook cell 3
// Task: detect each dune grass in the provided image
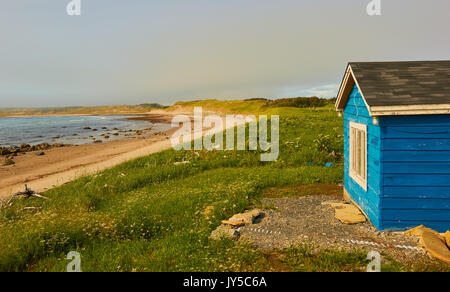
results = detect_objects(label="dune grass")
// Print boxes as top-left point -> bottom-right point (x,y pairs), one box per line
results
0,103 -> 445,272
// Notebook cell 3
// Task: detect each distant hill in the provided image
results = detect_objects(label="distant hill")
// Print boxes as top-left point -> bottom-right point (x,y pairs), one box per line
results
0,96 -> 335,117
168,96 -> 335,114
0,104 -> 167,117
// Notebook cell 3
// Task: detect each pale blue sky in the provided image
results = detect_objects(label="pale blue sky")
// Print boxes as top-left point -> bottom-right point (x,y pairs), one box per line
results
1,0 -> 449,107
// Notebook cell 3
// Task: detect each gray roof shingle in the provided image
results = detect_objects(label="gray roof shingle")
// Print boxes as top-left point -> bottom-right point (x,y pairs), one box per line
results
349,61 -> 450,106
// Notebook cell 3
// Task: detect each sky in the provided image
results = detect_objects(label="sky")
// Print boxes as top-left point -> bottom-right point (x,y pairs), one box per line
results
0,0 -> 449,108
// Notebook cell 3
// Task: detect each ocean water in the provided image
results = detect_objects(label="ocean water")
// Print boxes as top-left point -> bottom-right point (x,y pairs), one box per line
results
0,115 -> 171,147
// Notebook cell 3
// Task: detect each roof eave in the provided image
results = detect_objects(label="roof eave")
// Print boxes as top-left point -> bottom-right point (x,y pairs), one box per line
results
370,104 -> 450,116
335,64 -> 373,115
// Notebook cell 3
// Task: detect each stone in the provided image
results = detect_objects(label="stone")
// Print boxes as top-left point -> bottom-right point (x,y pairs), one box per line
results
35,152 -> 45,156
323,202 -> 366,224
405,225 -> 446,241
445,231 -> 450,249
420,230 -> 450,264
3,158 -> 15,166
210,225 -> 240,241
1,148 -> 11,156
221,209 -> 262,227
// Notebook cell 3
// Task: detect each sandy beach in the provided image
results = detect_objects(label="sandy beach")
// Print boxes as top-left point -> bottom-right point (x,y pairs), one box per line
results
0,110 -> 229,199
0,113 -> 179,199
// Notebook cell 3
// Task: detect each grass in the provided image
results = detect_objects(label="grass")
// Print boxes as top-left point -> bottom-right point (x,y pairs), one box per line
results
0,101 -> 447,272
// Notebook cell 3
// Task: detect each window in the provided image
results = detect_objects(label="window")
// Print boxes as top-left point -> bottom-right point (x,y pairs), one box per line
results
349,122 -> 367,190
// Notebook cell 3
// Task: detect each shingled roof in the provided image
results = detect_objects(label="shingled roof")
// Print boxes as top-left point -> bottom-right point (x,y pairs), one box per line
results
335,61 -> 450,116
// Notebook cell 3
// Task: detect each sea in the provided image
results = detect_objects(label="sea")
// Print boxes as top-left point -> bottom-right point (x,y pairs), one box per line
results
0,115 -> 171,147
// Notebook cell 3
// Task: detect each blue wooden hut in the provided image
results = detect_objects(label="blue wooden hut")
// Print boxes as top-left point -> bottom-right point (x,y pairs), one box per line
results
335,61 -> 450,232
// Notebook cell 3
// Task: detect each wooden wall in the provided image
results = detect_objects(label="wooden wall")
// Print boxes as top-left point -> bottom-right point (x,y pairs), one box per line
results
343,85 -> 382,229
379,115 -> 450,232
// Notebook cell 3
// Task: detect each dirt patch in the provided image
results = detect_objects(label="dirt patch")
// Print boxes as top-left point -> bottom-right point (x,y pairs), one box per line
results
238,194 -> 439,265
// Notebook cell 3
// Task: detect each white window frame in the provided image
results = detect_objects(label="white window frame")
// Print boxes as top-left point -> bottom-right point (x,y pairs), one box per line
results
349,122 -> 368,191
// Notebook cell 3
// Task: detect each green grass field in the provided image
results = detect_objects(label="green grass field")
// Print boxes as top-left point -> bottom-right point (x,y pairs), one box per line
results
0,102 -> 447,272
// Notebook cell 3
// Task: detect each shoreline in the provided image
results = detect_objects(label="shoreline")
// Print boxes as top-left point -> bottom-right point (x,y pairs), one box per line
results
0,110 -> 215,199
0,112 -> 180,198
0,113 -> 176,149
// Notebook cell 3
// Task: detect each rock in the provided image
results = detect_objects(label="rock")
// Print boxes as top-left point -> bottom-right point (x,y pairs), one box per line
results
93,140 -> 102,143
445,231 -> 450,249
35,152 -> 45,156
36,143 -> 51,150
222,209 -> 262,227
1,148 -> 11,156
323,202 -> 366,224
3,158 -> 15,166
210,225 -> 240,241
83,127 -> 91,130
20,144 -> 31,150
405,225 -> 446,241
104,136 -> 110,139
420,230 -> 450,264
113,133 -> 119,136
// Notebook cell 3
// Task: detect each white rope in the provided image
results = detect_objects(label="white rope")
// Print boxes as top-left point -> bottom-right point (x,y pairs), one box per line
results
343,238 -> 423,252
238,227 -> 423,252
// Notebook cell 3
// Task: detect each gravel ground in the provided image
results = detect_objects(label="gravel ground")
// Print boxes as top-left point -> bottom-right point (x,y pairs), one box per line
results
238,195 -> 436,265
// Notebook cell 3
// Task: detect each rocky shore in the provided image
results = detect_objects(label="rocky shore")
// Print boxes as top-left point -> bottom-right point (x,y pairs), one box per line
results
0,114 -> 174,166
1,143 -> 72,165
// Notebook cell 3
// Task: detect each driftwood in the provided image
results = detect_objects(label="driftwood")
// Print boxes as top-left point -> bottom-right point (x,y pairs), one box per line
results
1,185 -> 49,209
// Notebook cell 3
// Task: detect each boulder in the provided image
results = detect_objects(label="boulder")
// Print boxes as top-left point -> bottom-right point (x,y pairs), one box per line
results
445,231 -> 450,249
210,225 -> 240,241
